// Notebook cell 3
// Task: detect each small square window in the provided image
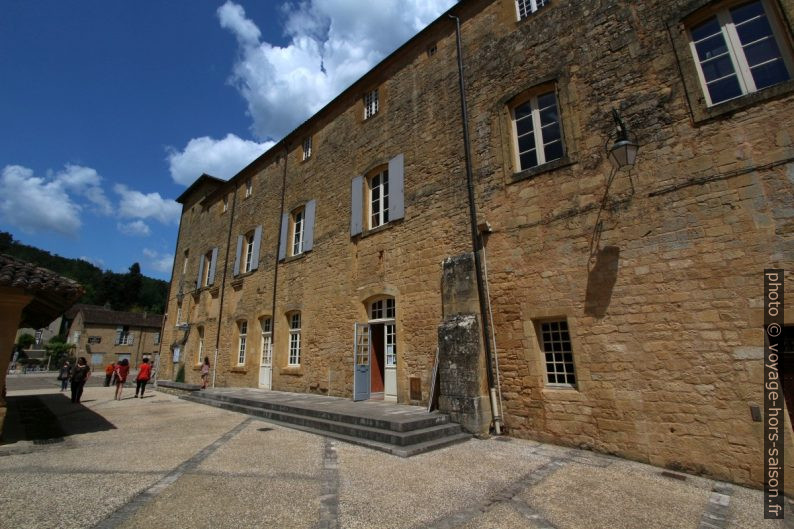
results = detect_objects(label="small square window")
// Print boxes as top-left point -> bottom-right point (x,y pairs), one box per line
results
364,89 -> 379,120
516,0 -> 548,20
222,195 -> 229,213
427,44 -> 437,57
302,136 -> 312,161
245,179 -> 253,198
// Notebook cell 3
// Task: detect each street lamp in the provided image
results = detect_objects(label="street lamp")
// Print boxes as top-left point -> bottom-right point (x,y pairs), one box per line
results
607,109 -> 639,169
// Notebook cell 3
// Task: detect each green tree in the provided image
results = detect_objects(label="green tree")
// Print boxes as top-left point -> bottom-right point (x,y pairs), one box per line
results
16,333 -> 35,351
45,336 -> 75,369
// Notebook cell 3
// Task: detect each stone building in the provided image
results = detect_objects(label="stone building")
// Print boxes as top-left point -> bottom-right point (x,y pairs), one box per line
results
160,0 -> 794,490
66,305 -> 163,371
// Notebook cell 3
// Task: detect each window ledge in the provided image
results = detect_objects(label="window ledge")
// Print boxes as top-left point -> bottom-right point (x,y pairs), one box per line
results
690,80 -> 794,125
360,218 -> 403,239
541,386 -> 583,400
283,252 -> 309,264
510,156 -> 575,183
230,367 -> 248,374
282,366 -> 303,376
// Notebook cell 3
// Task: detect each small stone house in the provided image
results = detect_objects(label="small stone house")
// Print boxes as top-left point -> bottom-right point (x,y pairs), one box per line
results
160,0 -> 794,491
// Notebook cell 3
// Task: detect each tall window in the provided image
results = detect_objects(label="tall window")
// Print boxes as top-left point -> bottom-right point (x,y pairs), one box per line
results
244,231 -> 255,273
370,298 -> 397,368
202,249 -> 213,287
512,89 -> 563,171
182,250 -> 189,274
288,312 -> 301,366
539,320 -> 576,387
176,304 -> 183,326
688,0 -> 792,106
116,326 -> 133,346
369,168 -> 389,228
237,321 -> 248,365
516,0 -> 548,20
197,326 -> 204,365
292,208 -> 305,256
245,178 -> 253,198
302,136 -> 312,160
222,194 -> 229,213
364,89 -> 379,119
153,331 -> 160,345
260,317 -> 273,366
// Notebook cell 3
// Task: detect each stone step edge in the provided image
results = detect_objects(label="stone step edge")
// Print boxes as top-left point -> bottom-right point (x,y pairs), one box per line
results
180,394 -> 460,447
195,396 -> 472,457
201,391 -> 450,432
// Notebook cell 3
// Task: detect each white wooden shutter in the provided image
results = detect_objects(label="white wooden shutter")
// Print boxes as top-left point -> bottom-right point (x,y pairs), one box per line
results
251,225 -> 262,270
304,200 -> 316,252
208,247 -> 218,285
196,255 -> 205,288
278,213 -> 289,261
233,235 -> 243,276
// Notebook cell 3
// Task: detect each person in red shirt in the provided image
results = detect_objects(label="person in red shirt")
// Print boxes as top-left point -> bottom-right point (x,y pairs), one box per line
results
114,358 -> 130,400
135,358 -> 152,398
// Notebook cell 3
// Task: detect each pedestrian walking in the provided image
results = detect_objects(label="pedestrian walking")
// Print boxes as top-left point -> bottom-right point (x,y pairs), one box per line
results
58,361 -> 70,391
200,356 -> 210,389
134,358 -> 152,398
114,358 -> 130,400
104,362 -> 115,387
70,357 -> 90,404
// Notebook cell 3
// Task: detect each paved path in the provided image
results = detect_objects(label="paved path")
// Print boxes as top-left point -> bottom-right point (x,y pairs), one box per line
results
0,384 -> 788,529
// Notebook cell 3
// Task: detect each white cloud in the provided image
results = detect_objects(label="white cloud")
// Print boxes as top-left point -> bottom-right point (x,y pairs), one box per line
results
0,165 -> 83,236
114,184 -> 181,225
218,0 -> 456,141
54,164 -> 113,215
143,248 -> 174,274
79,256 -> 105,268
117,220 -> 151,237
166,133 -> 273,185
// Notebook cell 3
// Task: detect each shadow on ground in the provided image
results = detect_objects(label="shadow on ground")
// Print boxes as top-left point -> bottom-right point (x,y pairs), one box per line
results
1,394 -> 116,445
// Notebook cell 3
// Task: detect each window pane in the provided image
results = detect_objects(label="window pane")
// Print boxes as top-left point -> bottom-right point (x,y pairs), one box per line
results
744,38 -> 783,68
695,33 -> 730,62
536,91 -> 556,112
707,74 -> 743,103
691,16 -> 721,42
701,54 -> 738,82
751,59 -> 790,89
541,121 -> 561,144
520,150 -> 538,170
730,0 -> 765,25
544,140 -> 564,163
515,115 -> 534,137
514,102 -> 532,121
517,133 -> 536,153
734,13 -> 773,45
538,103 -> 559,126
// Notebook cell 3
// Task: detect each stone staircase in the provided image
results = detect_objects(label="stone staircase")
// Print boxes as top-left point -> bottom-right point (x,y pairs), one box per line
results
181,388 -> 470,457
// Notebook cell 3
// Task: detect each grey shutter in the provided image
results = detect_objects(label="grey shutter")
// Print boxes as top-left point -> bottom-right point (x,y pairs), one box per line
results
251,225 -> 262,270
208,247 -> 218,285
115,326 -> 122,345
351,176 -> 363,236
233,235 -> 243,276
389,153 -> 405,221
278,213 -> 289,261
196,255 -> 205,288
304,200 -> 316,252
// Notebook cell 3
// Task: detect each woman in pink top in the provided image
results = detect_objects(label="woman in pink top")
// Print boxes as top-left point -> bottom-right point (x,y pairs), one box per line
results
114,358 -> 130,400
200,356 -> 210,389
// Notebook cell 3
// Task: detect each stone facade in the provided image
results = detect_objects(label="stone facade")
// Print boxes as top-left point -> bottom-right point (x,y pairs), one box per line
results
160,0 -> 794,490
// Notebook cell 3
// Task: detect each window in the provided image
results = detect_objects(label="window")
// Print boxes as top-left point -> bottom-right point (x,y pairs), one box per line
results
370,298 -> 395,320
222,194 -> 229,213
153,332 -> 160,346
198,248 -> 218,287
245,178 -> 253,198
688,0 -> 792,106
197,327 -> 204,364
176,304 -> 183,327
202,250 -> 213,286
88,336 -> 102,344
237,321 -> 247,365
244,231 -> 255,273
182,250 -> 189,275
288,312 -> 301,366
538,320 -> 576,387
427,44 -> 437,57
116,326 -> 133,346
369,168 -> 389,228
364,89 -> 379,119
512,89 -> 563,172
370,298 -> 396,368
292,208 -> 305,256
302,136 -> 312,161
260,317 -> 273,366
516,0 -> 548,20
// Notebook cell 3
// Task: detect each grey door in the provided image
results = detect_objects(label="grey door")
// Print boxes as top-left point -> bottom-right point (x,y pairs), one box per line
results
353,323 -> 370,401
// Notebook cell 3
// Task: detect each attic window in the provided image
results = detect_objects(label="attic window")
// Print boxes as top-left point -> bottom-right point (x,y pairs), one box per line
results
516,0 -> 548,20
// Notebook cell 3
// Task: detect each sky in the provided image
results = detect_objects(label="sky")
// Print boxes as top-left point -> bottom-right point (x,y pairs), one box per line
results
0,0 -> 456,280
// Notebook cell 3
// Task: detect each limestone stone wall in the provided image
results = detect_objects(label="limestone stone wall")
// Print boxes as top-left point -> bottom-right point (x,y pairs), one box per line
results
161,0 -> 794,489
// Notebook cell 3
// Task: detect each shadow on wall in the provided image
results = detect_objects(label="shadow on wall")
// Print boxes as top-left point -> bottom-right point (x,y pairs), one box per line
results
1,394 -> 116,445
585,246 -> 620,319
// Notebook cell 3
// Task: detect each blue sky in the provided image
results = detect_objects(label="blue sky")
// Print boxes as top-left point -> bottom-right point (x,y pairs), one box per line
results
0,0 -> 454,279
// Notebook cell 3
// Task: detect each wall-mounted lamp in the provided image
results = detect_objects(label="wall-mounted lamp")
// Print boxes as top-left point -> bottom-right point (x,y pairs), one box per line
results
607,109 -> 639,169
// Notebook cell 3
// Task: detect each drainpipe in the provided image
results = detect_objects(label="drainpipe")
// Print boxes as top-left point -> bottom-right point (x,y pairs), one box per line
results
449,13 -> 502,435
214,180 -> 239,388
154,202 -> 185,386
269,144 -> 290,390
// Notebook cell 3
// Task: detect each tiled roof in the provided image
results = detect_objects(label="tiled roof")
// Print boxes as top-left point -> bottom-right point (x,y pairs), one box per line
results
79,307 -> 164,329
0,254 -> 83,297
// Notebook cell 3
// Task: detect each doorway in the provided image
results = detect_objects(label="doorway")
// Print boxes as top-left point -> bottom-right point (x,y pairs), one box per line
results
259,317 -> 273,389
353,298 -> 396,401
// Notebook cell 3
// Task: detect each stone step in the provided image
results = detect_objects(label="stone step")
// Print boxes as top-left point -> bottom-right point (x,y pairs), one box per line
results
203,391 -> 450,432
183,394 -> 466,448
